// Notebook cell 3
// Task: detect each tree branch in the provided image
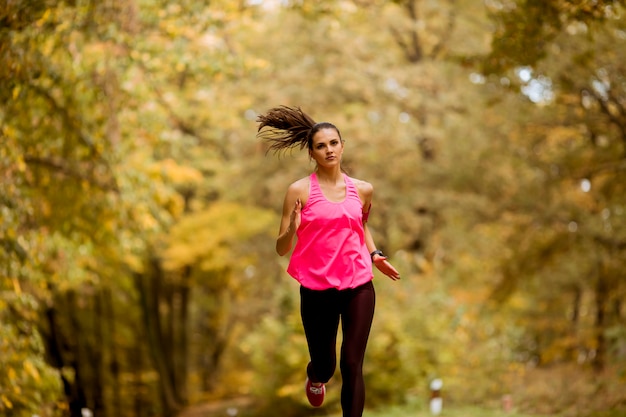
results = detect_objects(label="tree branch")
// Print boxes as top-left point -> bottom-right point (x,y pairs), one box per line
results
431,0 -> 457,59
28,83 -> 96,152
23,155 -> 119,192
584,87 -> 626,151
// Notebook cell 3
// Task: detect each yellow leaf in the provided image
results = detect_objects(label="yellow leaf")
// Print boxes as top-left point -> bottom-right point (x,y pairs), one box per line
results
24,360 -> 41,382
1,395 -> 13,409
16,156 -> 26,172
36,9 -> 51,27
11,277 -> 21,295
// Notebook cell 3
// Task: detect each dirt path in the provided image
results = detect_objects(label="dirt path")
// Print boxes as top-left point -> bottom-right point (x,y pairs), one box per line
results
176,397 -> 254,417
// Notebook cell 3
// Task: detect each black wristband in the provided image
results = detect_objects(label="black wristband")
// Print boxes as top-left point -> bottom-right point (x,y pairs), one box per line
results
370,250 -> 384,261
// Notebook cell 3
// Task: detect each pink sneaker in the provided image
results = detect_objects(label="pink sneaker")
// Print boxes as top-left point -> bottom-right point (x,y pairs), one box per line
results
305,378 -> 325,407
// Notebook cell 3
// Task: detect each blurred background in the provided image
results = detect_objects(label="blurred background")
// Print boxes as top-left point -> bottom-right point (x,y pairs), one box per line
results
1,1 -> 625,416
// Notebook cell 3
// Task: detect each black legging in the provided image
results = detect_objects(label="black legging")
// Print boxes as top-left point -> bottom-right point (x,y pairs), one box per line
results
300,280 -> 376,417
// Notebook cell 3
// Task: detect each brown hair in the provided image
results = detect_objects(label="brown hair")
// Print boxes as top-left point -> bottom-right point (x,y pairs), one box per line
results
256,106 -> 341,154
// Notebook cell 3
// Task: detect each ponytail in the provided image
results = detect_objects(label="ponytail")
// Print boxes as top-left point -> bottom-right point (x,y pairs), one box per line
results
256,106 -> 317,154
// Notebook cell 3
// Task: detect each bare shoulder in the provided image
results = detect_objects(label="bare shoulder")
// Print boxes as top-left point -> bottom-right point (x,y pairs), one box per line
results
350,177 -> 373,206
286,176 -> 311,205
288,176 -> 310,194
350,177 -> 373,196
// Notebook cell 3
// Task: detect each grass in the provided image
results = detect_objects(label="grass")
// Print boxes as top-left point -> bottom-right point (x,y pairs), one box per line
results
183,398 -> 626,417
324,404 -> 626,417
325,404 -> 550,417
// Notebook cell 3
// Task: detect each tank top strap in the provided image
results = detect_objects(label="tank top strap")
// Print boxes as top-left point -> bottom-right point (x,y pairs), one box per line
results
307,173 -> 325,205
308,173 -> 360,205
343,174 -> 361,201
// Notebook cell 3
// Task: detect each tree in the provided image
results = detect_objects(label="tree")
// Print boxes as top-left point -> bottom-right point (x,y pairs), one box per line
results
479,0 -> 626,373
3,0 -> 625,415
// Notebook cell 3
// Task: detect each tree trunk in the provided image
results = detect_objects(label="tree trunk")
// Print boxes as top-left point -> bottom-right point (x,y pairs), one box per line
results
593,269 -> 608,371
132,335 -> 144,417
104,287 -> 122,417
569,285 -> 582,361
92,290 -> 106,416
42,303 -> 86,416
66,291 -> 89,417
134,258 -> 181,416
174,265 -> 192,403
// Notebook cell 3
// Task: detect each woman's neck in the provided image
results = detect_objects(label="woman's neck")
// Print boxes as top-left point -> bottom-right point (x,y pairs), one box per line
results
315,166 -> 343,184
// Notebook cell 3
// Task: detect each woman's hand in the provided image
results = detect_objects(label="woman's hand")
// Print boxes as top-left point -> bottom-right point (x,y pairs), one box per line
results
372,255 -> 400,281
288,198 -> 302,233
277,187 -> 304,256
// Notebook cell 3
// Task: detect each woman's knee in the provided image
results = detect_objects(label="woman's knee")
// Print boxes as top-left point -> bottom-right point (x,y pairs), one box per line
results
317,367 -> 336,383
309,360 -> 336,383
339,356 -> 363,378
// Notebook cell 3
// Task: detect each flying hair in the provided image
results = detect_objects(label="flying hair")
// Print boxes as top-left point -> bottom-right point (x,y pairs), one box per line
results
256,106 -> 318,154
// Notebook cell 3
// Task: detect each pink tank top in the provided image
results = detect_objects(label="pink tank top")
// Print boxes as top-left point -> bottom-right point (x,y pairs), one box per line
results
287,173 -> 373,290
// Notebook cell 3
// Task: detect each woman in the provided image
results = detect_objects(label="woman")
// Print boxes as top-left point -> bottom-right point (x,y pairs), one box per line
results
257,106 -> 400,417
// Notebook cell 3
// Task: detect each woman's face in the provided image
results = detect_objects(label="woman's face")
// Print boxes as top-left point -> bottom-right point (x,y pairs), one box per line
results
309,128 -> 343,168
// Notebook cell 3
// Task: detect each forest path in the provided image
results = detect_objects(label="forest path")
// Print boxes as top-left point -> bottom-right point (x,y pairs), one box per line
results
177,397 -> 254,417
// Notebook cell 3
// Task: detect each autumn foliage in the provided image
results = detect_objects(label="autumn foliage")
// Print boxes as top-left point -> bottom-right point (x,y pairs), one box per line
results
1,1 -> 625,417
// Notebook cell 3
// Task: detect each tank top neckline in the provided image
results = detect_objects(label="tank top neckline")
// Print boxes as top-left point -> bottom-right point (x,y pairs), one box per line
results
311,172 -> 350,205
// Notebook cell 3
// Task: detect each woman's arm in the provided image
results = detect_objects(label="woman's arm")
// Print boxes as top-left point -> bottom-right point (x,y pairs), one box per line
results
276,180 -> 305,256
364,222 -> 400,280
356,179 -> 400,281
